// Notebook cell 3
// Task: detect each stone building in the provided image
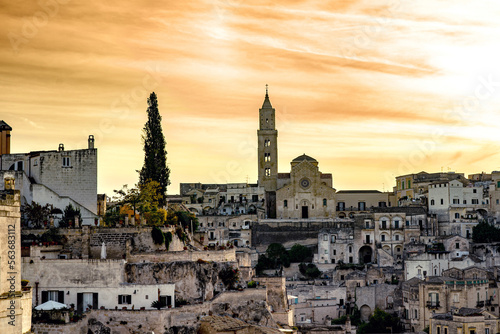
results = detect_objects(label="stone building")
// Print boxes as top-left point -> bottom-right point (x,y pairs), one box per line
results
430,308 -> 499,334
0,176 -> 32,334
395,171 -> 467,202
403,266 -> 500,332
335,190 -> 395,218
0,131 -> 98,225
275,155 -> 336,219
316,207 -> 437,267
183,88 -> 338,220
0,120 -> 11,155
428,180 -> 487,229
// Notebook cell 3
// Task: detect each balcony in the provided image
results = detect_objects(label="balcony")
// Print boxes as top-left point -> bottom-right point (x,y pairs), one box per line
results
477,301 -> 485,308
426,301 -> 440,309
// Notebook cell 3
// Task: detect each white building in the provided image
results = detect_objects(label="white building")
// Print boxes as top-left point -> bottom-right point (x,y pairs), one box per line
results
428,180 -> 487,229
0,134 -> 98,225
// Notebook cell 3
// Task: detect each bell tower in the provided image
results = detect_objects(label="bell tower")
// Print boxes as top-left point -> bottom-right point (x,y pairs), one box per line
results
257,85 -> 278,217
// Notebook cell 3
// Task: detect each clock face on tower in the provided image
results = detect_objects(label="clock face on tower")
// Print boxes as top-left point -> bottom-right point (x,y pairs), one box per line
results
300,178 -> 311,189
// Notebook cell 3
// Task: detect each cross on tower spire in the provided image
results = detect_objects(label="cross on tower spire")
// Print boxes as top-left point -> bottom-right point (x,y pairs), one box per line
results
265,84 -> 268,97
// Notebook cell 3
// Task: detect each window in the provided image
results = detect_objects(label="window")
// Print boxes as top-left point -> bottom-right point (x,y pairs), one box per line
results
394,220 -> 399,229
323,234 -> 328,241
463,200 -> 467,204
62,156 -> 71,167
381,235 -> 386,241
440,199 -> 444,205
453,199 -> 459,204
395,235 -> 399,241
437,327 -> 441,334
42,290 -> 64,303
358,202 -> 366,211
473,189 -> 477,193
159,295 -> 172,307
284,200 -> 288,208
349,256 -> 353,263
408,180 -> 411,188
365,221 -> 370,229
264,153 -> 271,162
453,293 -> 459,303
118,295 -> 132,304
414,309 -> 418,319
472,199 -> 479,204
349,246 -> 352,253
265,168 -> 271,176
323,198 -> 327,207
331,235 -> 336,243
324,250 -> 328,254
455,213 -> 460,219
431,199 -> 435,205
456,242 -> 460,249
337,202 -> 345,210
333,249 -> 336,255
264,139 -> 271,147
429,292 -> 439,307
381,221 -> 387,229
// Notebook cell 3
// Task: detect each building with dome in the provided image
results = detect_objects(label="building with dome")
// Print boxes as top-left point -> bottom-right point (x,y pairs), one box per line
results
257,87 -> 336,219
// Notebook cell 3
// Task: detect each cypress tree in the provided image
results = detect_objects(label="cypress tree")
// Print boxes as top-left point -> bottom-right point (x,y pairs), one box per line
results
139,92 -> 170,205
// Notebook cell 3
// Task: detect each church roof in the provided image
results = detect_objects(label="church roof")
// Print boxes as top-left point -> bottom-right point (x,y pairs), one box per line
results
261,94 -> 273,109
0,120 -> 12,131
292,154 -> 317,163
261,85 -> 273,109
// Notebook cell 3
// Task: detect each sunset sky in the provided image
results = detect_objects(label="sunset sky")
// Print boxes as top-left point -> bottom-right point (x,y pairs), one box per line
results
2,0 -> 500,195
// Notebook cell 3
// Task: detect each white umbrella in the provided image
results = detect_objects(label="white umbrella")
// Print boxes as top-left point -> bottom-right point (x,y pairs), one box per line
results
101,241 -> 106,259
35,300 -> 67,310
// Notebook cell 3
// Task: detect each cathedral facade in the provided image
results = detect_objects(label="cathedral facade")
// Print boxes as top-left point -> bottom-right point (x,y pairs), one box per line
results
257,89 -> 336,219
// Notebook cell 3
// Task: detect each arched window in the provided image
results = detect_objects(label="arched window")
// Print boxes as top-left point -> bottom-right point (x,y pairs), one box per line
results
430,199 -> 435,205
284,200 -> 288,208
323,198 -> 327,207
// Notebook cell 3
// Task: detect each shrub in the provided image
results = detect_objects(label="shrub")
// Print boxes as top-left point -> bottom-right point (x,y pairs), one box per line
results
151,300 -> 166,310
151,226 -> 164,245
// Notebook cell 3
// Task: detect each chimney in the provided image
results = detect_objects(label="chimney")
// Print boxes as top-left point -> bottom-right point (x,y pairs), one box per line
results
4,176 -> 15,190
58,143 -> 64,152
88,135 -> 95,149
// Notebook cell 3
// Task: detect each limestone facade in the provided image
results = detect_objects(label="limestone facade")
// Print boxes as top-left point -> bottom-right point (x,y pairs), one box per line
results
0,135 -> 98,225
0,177 -> 32,334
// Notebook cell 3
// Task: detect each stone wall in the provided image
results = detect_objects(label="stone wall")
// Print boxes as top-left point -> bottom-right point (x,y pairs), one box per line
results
125,261 -> 233,302
252,219 -> 349,250
31,290 -> 277,334
128,249 -> 237,263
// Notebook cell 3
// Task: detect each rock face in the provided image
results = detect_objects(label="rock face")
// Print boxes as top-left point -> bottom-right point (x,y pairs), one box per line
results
211,300 -> 276,328
125,261 -> 230,301
164,326 -> 198,334
87,318 -> 111,334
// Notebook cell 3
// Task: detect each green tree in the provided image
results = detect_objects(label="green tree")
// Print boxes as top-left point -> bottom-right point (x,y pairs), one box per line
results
289,244 -> 312,262
60,204 -> 81,228
219,266 -> 239,290
139,92 -> 170,206
151,226 -> 165,245
21,202 -> 52,228
357,308 -> 403,334
299,263 -> 321,279
113,184 -> 141,215
472,221 -> 500,243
